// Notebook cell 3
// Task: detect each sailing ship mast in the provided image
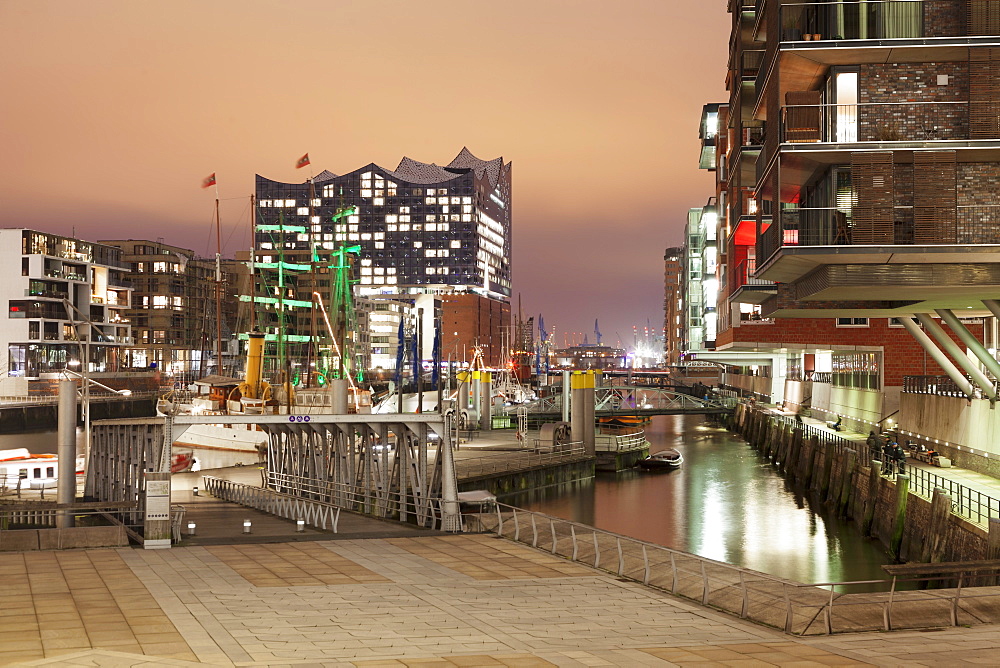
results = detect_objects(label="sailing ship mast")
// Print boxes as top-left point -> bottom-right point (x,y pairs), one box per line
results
214,198 -> 223,375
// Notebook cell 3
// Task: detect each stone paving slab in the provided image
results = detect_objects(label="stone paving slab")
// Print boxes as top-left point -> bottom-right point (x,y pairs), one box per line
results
7,535 -> 1000,666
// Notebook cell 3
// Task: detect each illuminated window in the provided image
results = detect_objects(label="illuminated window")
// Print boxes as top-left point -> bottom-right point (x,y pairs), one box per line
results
375,242 -> 384,249
412,224 -> 422,231
349,234 -> 360,240
438,197 -> 448,204
462,205 -> 472,213
362,189 -> 372,198
311,199 -> 320,207
297,207 -> 308,215
427,224 -> 437,231
425,197 -> 436,205
451,197 -> 460,204
462,214 -> 472,222
386,215 -> 398,223
373,198 -> 384,206
399,224 -> 409,231
413,242 -> 423,248
426,215 -> 437,222
442,205 -> 449,214
450,240 -> 460,248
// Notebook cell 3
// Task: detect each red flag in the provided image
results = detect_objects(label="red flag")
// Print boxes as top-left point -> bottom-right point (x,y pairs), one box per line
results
296,153 -> 310,169
201,173 -> 217,189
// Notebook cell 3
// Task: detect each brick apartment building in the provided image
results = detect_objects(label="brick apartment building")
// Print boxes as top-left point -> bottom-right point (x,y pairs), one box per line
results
685,2 -> 1000,438
663,246 -> 684,365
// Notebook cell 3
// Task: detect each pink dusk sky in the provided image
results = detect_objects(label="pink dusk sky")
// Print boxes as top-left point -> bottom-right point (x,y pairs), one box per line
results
0,0 -> 729,349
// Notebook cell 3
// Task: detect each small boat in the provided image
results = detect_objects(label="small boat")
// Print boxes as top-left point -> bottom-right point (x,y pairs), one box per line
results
599,415 -> 652,428
638,449 -> 683,470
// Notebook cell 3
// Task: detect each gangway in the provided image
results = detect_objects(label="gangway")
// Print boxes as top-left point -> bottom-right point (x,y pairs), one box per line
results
504,386 -> 730,418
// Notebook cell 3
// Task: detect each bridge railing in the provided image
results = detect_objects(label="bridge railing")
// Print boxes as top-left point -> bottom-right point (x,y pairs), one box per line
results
457,446 -> 589,479
202,474 -> 444,530
474,502 -> 1000,635
594,431 -> 647,452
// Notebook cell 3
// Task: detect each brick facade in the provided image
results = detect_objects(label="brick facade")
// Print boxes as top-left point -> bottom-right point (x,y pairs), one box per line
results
438,293 -> 510,367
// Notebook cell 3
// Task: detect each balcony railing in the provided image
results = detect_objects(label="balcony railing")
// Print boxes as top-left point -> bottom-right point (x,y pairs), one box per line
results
781,101 -> 973,144
779,0 -> 973,42
773,205 -> 1000,249
733,258 -> 775,291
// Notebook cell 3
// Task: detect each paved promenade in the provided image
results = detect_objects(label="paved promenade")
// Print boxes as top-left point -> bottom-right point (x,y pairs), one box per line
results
4,527 -> 1000,667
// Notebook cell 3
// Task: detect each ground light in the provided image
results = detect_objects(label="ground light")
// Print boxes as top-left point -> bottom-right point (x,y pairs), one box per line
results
187,522 -> 196,536
243,520 -> 252,534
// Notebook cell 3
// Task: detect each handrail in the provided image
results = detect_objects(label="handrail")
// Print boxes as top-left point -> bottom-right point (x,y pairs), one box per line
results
477,501 -> 1000,635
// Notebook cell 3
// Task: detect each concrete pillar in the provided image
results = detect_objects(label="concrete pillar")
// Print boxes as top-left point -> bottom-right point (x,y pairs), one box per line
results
479,372 -> 492,431
438,429 -> 461,532
472,370 -> 481,418
936,309 -> 1000,384
890,473 -> 910,560
899,316 -> 975,398
57,380 -> 76,529
916,313 -> 997,399
862,460 -> 882,537
926,488 -> 953,563
457,371 -> 470,420
838,449 -> 857,516
570,371 -> 596,455
584,371 -> 596,453
330,379 -> 349,414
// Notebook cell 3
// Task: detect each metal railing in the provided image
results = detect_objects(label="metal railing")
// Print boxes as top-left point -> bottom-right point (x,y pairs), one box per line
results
476,502 -> 1000,634
780,1 -> 929,41
904,374 -> 980,397
203,473 -> 445,531
906,465 -> 1000,527
782,101 -> 968,143
594,432 -> 647,452
458,446 -> 590,479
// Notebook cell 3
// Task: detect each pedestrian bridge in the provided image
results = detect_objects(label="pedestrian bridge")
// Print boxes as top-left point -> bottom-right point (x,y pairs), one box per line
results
503,386 -> 731,417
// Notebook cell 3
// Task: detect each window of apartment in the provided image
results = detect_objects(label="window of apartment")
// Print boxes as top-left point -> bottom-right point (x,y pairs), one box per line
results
836,317 -> 868,327
824,68 -> 859,142
889,317 -> 920,328
28,321 -> 39,340
21,258 -> 29,276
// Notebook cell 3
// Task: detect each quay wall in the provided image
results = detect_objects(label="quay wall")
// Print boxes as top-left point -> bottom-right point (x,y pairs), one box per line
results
0,397 -> 156,433
458,458 -> 594,496
729,404 -> 990,563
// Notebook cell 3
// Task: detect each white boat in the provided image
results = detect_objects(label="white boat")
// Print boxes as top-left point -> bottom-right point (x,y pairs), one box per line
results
638,449 -> 684,470
0,448 -> 83,493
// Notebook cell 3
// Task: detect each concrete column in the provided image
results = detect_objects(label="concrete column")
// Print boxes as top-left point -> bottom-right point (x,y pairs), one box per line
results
936,308 -> 1000,384
479,372 -> 492,431
926,488 -> 953,563
898,315 -> 975,398
457,371 -> 470,426
862,460 -> 882,537
570,372 -> 596,455
330,379 -> 349,414
471,370 -> 481,420
438,429 -> 461,532
838,449 -> 857,516
916,313 -> 996,399
890,473 -> 910,560
57,380 -> 76,529
584,371 -> 596,454
561,370 -> 571,423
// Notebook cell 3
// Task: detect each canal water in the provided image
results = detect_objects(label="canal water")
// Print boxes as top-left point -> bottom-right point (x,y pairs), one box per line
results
506,414 -> 892,585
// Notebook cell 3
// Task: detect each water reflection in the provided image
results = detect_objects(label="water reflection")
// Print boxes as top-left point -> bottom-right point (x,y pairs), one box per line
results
505,414 -> 891,584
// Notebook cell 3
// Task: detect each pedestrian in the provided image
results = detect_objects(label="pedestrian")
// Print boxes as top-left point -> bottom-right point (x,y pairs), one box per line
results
882,441 -> 894,475
895,443 -> 907,475
866,430 -> 876,449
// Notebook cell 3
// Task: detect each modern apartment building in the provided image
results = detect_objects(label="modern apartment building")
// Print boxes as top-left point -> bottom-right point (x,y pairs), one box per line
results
100,239 -> 242,378
710,0 -> 1000,461
0,229 -> 140,395
663,246 -> 684,365
252,148 -> 512,370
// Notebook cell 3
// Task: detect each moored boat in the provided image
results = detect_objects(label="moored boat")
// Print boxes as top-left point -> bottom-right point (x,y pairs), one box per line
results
638,448 -> 683,470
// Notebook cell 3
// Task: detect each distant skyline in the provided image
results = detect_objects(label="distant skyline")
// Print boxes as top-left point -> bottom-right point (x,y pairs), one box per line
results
0,0 -> 729,349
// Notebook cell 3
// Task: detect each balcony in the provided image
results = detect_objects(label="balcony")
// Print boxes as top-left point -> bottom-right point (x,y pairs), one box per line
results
780,101 -> 982,144
777,0 -> 999,44
731,258 -> 778,304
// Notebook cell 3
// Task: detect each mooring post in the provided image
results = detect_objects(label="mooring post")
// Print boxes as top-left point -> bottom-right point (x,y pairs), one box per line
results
838,449 -> 856,517
862,460 -> 882,537
479,371 -> 492,431
926,488 -> 953,563
890,473 -> 910,560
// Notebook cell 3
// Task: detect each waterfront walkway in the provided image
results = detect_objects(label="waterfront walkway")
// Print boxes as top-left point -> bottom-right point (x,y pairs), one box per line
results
774,409 -> 1000,518
6,530 -> 1000,666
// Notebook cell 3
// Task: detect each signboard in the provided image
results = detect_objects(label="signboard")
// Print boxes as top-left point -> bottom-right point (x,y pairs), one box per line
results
145,480 -> 171,521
